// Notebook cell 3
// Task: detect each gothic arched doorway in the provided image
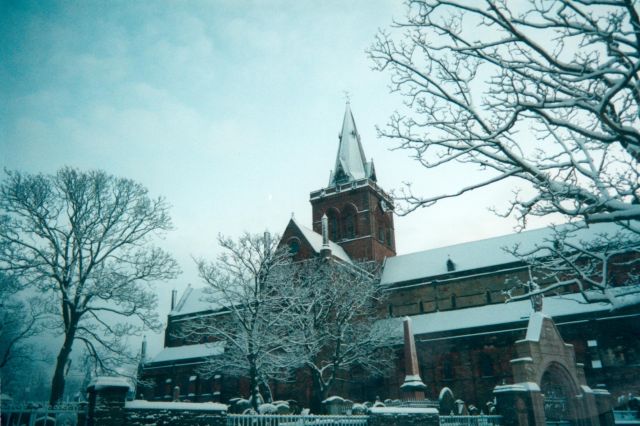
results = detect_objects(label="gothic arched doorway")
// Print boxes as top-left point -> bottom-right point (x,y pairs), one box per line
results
540,363 -> 579,426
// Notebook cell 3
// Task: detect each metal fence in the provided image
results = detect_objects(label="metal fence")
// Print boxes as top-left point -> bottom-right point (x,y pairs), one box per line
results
440,415 -> 503,426
385,399 -> 440,409
1,402 -> 82,426
227,414 -> 369,426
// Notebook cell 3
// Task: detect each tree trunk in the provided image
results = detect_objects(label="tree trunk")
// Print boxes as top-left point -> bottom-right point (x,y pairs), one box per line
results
259,378 -> 273,403
309,371 -> 328,414
49,325 -> 76,406
249,361 -> 261,411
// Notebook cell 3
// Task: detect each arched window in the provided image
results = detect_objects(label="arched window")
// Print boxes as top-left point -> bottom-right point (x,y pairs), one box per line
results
342,205 -> 357,239
287,238 -> 300,255
479,353 -> 494,377
442,356 -> 454,380
326,209 -> 339,241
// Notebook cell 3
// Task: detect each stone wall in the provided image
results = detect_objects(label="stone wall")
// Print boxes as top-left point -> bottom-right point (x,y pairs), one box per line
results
125,401 -> 227,426
86,377 -> 443,426
85,377 -> 227,426
384,268 -> 531,317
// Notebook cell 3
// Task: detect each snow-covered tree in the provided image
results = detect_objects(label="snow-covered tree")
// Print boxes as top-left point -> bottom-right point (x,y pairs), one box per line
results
504,224 -> 640,308
369,0 -> 640,231
184,232 -> 303,411
288,259 -> 395,413
0,168 -> 180,406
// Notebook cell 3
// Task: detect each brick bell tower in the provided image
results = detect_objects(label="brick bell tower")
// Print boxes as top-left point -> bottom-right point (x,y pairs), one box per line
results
310,102 -> 396,263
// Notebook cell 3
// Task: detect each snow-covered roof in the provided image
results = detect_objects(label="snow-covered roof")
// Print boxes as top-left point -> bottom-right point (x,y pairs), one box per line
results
170,286 -> 232,317
380,222 -> 633,286
88,376 -> 133,391
291,218 -> 352,263
329,103 -> 375,187
380,292 -> 615,339
150,342 -> 224,364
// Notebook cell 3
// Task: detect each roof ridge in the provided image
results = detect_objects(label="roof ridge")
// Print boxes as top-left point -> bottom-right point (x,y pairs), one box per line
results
173,285 -> 192,313
288,217 -> 352,263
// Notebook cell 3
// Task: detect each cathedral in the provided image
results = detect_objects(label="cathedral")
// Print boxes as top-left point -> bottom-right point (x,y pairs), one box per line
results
138,104 -> 640,410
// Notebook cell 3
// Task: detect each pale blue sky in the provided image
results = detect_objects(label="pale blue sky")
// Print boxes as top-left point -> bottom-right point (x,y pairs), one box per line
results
1,1 -> 549,355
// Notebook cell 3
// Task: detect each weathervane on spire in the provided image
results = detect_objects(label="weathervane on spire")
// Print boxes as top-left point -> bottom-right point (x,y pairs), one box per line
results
343,90 -> 351,104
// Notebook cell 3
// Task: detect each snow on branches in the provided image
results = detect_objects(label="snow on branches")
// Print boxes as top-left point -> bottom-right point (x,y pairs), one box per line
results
502,222 -> 640,309
369,0 -> 640,231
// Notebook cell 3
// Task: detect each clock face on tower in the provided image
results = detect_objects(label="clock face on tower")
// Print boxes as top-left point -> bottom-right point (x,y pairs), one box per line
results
380,199 -> 390,213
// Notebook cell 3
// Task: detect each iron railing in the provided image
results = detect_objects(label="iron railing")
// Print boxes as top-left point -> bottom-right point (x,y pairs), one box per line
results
228,414 -> 368,426
385,399 -> 440,409
1,402 -> 83,426
440,415 -> 503,426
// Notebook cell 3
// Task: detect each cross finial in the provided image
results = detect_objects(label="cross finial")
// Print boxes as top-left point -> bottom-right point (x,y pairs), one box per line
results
343,90 -> 351,104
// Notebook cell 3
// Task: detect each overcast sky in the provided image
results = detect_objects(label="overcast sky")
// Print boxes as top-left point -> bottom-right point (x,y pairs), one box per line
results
1,1 -> 556,356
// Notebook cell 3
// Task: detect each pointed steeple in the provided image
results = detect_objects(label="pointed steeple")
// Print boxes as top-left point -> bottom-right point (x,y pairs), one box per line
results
329,102 -> 376,187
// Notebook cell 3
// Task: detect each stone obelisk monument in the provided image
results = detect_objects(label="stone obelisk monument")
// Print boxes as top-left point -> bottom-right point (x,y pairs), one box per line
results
400,316 -> 428,400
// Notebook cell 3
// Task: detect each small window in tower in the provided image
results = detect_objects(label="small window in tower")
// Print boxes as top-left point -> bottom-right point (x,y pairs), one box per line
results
335,167 -> 348,185
342,206 -> 357,239
327,211 -> 339,241
345,215 -> 355,238
378,227 -> 385,242
485,290 -> 492,304
450,294 -> 457,309
388,304 -> 394,317
386,228 -> 392,247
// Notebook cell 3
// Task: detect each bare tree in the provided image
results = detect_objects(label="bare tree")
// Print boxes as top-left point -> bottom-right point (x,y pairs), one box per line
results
369,0 -> 640,231
289,259 -> 395,413
184,232 -> 302,411
0,167 -> 180,406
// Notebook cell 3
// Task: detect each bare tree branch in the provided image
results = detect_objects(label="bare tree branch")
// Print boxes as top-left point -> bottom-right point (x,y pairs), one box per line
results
369,0 -> 640,232
0,167 -> 180,405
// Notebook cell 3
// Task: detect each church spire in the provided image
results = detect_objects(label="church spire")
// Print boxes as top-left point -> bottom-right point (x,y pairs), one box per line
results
329,102 -> 376,187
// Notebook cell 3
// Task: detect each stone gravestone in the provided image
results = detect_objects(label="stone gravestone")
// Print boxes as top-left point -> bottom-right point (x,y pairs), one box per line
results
438,387 -> 455,415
